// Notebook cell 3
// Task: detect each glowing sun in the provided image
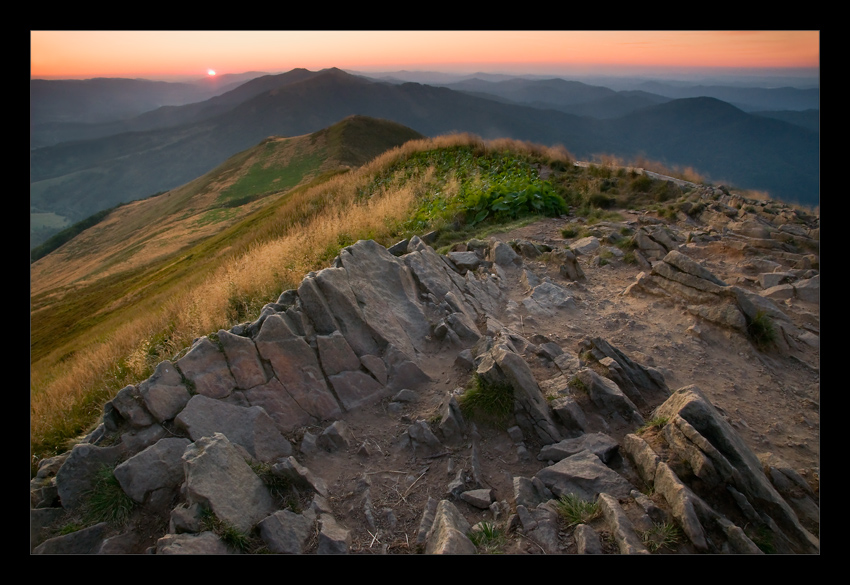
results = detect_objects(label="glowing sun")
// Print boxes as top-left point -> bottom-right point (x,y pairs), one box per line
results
207,69 -> 216,76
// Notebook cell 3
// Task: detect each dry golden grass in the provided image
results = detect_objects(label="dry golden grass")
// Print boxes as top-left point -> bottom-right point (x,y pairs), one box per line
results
30,132 -> 582,469
29,135 -> 464,465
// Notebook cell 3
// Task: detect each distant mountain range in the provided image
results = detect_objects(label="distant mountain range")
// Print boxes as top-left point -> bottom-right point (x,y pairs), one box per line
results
30,67 -> 819,248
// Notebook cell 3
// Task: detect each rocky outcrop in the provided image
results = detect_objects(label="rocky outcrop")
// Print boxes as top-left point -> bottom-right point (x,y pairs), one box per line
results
31,188 -> 819,554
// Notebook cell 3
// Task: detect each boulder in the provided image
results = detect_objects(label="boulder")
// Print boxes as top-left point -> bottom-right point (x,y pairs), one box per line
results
181,433 -> 276,533
175,394 -> 292,462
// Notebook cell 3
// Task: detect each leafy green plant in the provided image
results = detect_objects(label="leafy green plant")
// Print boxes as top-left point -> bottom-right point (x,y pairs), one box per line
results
642,521 -> 680,552
457,373 -> 514,428
561,227 -> 579,239
747,310 -> 777,349
81,465 -> 135,526
555,493 -> 600,527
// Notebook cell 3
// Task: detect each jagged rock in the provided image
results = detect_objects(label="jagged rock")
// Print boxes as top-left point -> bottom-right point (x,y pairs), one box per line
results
176,337 -> 236,399
535,449 -> 635,501
597,493 -> 650,554
217,329 -> 269,389
538,432 -> 620,464
181,433 -> 276,533
113,437 -> 191,504
271,456 -> 329,497
653,385 -> 818,554
317,514 -> 351,554
522,280 -> 576,318
513,476 -> 553,509
570,236 -> 600,255
425,500 -> 475,554
175,394 -> 292,462
33,522 -> 109,554
417,497 -> 440,545
258,509 -> 314,554
316,330 -> 361,376
558,248 -> 586,281
448,251 -> 482,272
254,314 -> 342,421
574,523 -> 603,554
106,384 -> 155,429
460,488 -> 493,509
484,342 -> 562,444
489,239 -> 521,266
120,423 -> 168,455
169,502 -> 204,534
437,394 -> 467,443
156,531 -> 232,554
516,500 -> 562,553
403,420 -> 445,458
328,369 -> 387,411
653,461 -> 709,551
575,368 -> 645,427
317,420 -> 355,452
243,377 -> 314,433
622,433 -> 661,487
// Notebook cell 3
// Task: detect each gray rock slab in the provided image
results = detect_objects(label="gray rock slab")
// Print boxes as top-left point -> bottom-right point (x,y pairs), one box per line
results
538,432 -> 620,464
258,509 -> 314,554
317,331 -> 362,377
176,394 -> 292,462
317,515 -> 351,554
598,492 -> 650,554
577,368 -> 644,427
425,500 -> 475,554
575,523 -> 603,554
217,329 -> 268,389
535,449 -> 635,501
328,369 -> 387,411
176,337 -> 236,399
55,443 -> 125,511
255,314 -> 342,420
243,376 -> 314,433
32,522 -> 109,554
182,433 -> 276,533
113,437 -> 191,503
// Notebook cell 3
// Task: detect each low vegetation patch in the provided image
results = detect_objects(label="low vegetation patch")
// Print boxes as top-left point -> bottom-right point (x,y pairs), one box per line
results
642,521 -> 681,552
555,493 -> 600,527
457,373 -> 514,429
80,465 -> 136,527
747,310 -> 777,349
468,521 -> 507,554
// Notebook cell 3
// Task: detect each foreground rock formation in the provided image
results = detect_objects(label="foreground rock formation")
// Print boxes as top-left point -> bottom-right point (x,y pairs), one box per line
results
31,185 -> 819,554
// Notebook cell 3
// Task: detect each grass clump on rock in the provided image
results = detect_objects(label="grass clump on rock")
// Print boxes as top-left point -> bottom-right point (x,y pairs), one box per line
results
747,310 -> 777,349
555,493 -> 600,527
457,373 -> 514,429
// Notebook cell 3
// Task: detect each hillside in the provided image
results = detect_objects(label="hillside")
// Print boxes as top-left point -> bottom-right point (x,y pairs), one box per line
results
30,131 -> 820,553
31,116 -> 423,364
30,68 -> 819,249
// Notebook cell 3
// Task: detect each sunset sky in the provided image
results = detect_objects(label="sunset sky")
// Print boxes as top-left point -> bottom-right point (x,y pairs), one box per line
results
31,31 -> 820,81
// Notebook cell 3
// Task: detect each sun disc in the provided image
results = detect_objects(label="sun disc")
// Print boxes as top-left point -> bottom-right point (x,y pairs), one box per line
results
207,69 -> 216,76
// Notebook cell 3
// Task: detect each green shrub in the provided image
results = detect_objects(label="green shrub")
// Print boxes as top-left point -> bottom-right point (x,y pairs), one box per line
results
468,521 -> 507,554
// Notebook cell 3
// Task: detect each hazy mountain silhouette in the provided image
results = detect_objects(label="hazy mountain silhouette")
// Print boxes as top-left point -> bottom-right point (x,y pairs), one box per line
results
30,68 -> 819,245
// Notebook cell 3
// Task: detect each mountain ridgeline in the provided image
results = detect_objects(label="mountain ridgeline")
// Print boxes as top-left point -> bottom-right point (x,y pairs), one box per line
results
30,68 -> 819,250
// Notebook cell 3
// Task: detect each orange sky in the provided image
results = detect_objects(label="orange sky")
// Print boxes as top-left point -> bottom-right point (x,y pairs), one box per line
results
31,31 -> 820,80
